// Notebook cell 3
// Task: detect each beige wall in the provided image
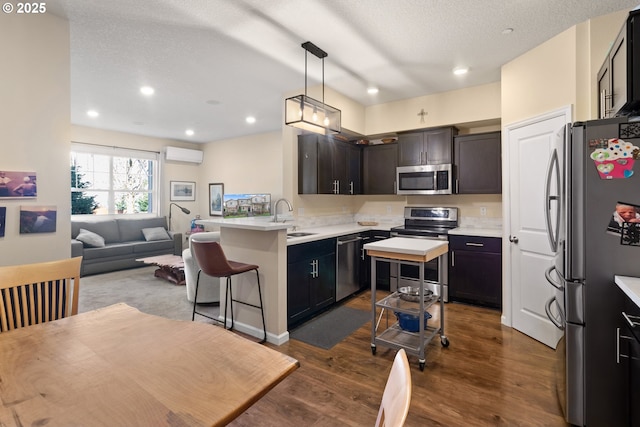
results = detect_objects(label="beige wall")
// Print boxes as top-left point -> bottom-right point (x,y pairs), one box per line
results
0,13 -> 71,266
502,27 -> 578,126
71,126 -> 202,235
502,9 -> 629,126
366,82 -> 501,135
200,131 -> 284,225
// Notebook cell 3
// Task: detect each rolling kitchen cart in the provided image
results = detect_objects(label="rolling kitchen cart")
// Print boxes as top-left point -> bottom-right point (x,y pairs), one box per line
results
364,237 -> 449,371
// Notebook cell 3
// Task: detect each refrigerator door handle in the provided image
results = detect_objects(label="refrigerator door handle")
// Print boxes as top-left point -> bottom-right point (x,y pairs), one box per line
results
545,295 -> 565,330
544,265 -> 563,290
544,148 -> 561,252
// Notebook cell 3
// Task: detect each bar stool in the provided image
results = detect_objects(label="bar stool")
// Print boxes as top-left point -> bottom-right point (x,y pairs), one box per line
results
191,240 -> 266,343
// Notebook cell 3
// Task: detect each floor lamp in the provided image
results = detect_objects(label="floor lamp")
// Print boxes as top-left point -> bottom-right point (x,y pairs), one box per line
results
169,202 -> 190,231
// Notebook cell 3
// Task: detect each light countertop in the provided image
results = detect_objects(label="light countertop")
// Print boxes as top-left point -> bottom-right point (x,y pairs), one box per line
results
196,216 -> 290,231
448,227 -> 502,238
197,218 -> 401,245
363,237 -> 448,256
195,218 -> 502,244
615,275 -> 640,308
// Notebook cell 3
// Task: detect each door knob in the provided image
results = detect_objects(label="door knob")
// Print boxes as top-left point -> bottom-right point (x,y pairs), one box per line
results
509,235 -> 519,243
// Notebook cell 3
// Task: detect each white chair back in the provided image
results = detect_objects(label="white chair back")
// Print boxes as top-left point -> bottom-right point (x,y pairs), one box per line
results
375,349 -> 412,427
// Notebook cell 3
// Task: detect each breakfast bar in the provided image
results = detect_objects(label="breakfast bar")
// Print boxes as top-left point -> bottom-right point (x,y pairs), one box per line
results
364,237 -> 449,370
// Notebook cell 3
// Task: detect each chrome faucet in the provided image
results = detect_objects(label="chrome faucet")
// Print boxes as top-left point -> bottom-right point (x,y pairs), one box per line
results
273,198 -> 293,222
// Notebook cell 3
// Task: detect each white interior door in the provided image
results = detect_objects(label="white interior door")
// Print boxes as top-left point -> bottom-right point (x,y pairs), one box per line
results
505,107 -> 570,349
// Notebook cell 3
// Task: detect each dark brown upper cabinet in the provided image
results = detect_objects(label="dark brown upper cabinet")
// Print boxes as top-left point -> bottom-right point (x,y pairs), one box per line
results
298,134 -> 361,195
598,24 -> 627,118
397,126 -> 458,166
363,143 -> 397,195
454,131 -> 501,194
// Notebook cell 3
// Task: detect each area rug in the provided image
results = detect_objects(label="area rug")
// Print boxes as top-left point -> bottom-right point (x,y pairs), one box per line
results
290,305 -> 371,350
78,266 -> 219,322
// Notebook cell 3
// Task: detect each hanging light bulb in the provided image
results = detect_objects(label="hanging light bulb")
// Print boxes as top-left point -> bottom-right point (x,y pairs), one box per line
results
312,106 -> 318,122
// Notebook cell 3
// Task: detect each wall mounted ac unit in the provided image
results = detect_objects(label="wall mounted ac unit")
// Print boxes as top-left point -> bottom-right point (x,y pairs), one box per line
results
165,146 -> 203,164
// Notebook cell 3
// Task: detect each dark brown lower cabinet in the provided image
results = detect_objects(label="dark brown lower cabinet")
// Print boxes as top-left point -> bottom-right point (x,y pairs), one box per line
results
448,235 -> 502,309
287,239 -> 336,328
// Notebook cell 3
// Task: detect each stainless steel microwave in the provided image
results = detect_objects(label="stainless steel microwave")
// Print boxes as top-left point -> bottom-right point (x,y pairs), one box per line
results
396,164 -> 453,195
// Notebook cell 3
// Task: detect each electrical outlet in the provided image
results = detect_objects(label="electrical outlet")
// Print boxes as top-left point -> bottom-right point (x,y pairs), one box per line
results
480,207 -> 487,216
386,205 -> 393,214
298,207 -> 305,216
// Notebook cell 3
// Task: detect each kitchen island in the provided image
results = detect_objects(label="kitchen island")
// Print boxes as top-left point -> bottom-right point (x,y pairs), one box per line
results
364,237 -> 449,370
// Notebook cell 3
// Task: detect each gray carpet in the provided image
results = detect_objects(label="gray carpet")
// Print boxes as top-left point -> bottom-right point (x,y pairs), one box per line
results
79,266 -> 220,322
289,305 -> 371,350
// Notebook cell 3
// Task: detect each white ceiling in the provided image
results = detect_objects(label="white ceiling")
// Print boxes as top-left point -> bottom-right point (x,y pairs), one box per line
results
46,0 -> 639,143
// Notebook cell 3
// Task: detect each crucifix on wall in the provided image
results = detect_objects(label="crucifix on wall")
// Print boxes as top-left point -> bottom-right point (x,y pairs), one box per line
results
417,108 -> 428,123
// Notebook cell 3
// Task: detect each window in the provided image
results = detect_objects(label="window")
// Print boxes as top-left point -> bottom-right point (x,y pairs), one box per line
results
71,143 -> 160,215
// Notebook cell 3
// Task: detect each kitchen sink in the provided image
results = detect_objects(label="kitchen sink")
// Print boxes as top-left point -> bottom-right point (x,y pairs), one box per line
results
287,232 -> 316,238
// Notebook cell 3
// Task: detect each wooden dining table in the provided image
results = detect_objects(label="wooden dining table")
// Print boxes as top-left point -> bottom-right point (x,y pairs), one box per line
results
0,303 -> 299,426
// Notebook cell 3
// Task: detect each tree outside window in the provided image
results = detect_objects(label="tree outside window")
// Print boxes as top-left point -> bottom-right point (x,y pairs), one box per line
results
71,148 -> 158,215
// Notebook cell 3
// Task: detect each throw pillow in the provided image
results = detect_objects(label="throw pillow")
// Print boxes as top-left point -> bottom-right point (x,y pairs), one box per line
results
142,227 -> 171,241
76,228 -> 106,248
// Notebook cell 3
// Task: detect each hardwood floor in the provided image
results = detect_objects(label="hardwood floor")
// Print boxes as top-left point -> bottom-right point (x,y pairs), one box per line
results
229,291 -> 568,427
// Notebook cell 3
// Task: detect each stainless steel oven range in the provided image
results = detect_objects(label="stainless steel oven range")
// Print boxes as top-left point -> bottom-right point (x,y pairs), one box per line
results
390,206 -> 458,301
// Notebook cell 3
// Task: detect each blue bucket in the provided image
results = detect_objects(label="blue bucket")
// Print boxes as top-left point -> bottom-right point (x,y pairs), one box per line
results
395,311 -> 432,332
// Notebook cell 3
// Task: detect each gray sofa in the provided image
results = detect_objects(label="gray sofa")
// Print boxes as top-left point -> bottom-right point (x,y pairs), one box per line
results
71,216 -> 182,276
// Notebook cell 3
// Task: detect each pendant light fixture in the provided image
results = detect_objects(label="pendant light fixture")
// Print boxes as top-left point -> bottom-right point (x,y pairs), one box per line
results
285,41 -> 341,135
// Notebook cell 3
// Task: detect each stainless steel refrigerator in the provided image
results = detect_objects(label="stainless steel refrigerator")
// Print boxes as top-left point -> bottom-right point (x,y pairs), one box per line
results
544,116 -> 640,426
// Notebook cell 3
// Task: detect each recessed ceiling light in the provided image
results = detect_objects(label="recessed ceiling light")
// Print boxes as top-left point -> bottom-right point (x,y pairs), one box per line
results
140,86 -> 155,96
502,27 -> 514,35
87,110 -> 99,118
453,67 -> 469,76
185,129 -> 194,136
367,87 -> 379,95
246,116 -> 256,124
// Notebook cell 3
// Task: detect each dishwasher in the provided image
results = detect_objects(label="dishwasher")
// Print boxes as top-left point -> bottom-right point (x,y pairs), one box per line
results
336,234 -> 363,302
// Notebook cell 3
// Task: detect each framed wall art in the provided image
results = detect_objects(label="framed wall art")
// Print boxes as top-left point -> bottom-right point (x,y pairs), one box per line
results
209,183 -> 224,216
170,181 -> 195,201
20,205 -> 56,234
222,193 -> 271,218
0,171 -> 37,198
0,207 -> 5,237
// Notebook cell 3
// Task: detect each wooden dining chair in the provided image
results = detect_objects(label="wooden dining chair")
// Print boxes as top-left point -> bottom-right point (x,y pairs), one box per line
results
375,349 -> 412,427
0,257 -> 82,333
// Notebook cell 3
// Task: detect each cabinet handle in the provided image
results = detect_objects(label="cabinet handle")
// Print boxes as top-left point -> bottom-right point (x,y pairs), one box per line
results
314,260 -> 319,278
451,251 -> 455,267
350,181 -> 354,195
456,179 -> 459,194
617,327 -> 633,363
336,180 -> 340,194
338,237 -> 363,245
465,242 -> 484,247
622,311 -> 640,328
